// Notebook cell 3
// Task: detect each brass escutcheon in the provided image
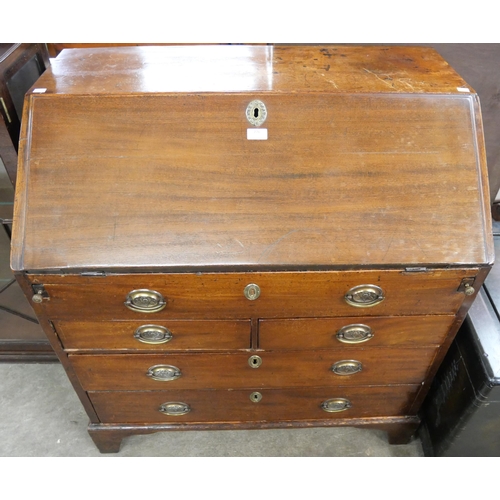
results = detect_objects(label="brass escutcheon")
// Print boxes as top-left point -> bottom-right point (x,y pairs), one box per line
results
344,284 -> 384,308
331,360 -> 363,376
125,289 -> 166,313
244,283 -> 261,301
246,99 -> 267,127
146,364 -> 181,381
336,324 -> 374,344
134,325 -> 173,344
250,392 -> 263,403
248,355 -> 262,368
159,402 -> 191,416
321,398 -> 352,413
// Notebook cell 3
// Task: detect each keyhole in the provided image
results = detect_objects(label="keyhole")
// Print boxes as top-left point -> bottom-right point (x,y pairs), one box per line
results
254,107 -> 259,118
248,355 -> 262,368
250,392 -> 262,403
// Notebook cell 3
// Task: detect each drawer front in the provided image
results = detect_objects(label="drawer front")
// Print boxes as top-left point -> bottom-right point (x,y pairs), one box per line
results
55,320 -> 251,351
32,269 -> 475,320
259,316 -> 455,349
89,385 -> 422,424
70,348 -> 438,391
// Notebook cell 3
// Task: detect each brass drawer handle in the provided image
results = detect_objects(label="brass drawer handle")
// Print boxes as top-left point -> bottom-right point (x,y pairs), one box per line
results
159,402 -> 191,416
321,398 -> 352,413
336,324 -> 373,344
146,364 -> 181,381
134,325 -> 173,344
331,360 -> 363,375
248,355 -> 262,368
244,283 -> 261,301
125,289 -> 166,313
345,284 -> 384,308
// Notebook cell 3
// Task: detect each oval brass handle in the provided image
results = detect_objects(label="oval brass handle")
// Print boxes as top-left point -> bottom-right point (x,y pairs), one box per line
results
125,289 -> 167,313
134,325 -> 173,344
146,364 -> 181,381
331,360 -> 363,375
345,284 -> 384,308
336,324 -> 373,344
159,402 -> 191,416
248,355 -> 262,368
244,284 -> 261,301
321,398 -> 352,413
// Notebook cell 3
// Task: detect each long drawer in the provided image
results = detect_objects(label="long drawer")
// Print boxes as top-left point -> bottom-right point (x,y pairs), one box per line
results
29,269 -> 475,320
88,385 -> 422,424
259,316 -> 455,349
55,319 -> 251,351
70,348 -> 438,391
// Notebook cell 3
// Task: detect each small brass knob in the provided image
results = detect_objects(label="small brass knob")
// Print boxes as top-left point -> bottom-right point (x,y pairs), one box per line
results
32,291 -> 43,303
244,284 -> 261,301
464,283 -> 475,296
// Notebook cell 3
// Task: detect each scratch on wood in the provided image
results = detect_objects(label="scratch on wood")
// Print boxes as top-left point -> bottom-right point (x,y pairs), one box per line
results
398,78 -> 416,91
234,239 -> 245,248
258,230 -> 301,262
363,68 -> 394,88
327,79 -> 339,89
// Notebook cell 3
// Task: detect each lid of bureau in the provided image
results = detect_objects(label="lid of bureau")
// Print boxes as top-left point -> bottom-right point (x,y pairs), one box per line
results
11,45 -> 493,272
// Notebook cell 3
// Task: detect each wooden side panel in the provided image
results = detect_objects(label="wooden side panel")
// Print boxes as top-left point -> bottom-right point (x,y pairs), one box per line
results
69,348 -> 438,391
89,385 -> 422,424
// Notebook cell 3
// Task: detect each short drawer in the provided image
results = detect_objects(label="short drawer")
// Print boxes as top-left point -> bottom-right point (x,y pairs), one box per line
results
259,315 -> 455,349
89,385 -> 422,424
55,319 -> 251,351
30,268 -> 475,320
70,347 -> 438,391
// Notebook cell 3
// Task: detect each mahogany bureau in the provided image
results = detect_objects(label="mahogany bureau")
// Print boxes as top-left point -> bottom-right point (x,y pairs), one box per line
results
11,45 -> 493,453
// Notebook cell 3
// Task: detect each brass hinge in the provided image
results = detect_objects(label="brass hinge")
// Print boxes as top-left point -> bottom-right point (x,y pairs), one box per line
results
458,277 -> 476,296
31,283 -> 50,303
404,267 -> 429,273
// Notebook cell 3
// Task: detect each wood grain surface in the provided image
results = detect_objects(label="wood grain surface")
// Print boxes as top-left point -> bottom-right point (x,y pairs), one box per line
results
34,45 -> 473,95
11,46 -> 492,272
27,269 -> 476,320
88,385 -> 422,424
55,319 -> 251,351
259,315 -> 455,349
69,347 -> 438,391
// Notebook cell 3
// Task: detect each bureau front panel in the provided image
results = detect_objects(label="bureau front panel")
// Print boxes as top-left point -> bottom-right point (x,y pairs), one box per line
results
259,315 -> 455,349
55,320 -> 251,351
89,385 -> 422,424
70,348 -> 437,391
15,91 -> 491,272
30,269 -> 476,320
